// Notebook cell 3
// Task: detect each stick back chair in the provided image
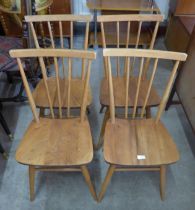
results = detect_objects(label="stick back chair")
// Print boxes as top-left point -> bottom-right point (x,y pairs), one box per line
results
98,48 -> 187,202
96,14 -> 164,149
9,48 -> 97,201
25,15 -> 93,116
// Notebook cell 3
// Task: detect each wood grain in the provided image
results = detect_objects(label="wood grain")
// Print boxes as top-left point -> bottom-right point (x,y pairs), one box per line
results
33,78 -> 92,108
175,0 -> 195,16
10,49 -> 96,60
103,49 -> 187,61
100,77 -> 160,107
25,14 -> 93,22
104,118 -> 179,166
15,118 -> 93,166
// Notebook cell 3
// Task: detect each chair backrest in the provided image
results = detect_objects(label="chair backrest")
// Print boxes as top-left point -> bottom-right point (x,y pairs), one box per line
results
10,48 -> 96,122
25,14 -> 93,79
98,14 -> 164,77
103,48 -> 187,123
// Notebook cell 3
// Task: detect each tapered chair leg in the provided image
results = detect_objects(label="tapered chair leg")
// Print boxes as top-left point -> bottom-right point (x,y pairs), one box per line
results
94,108 -> 109,150
98,164 -> 115,202
160,165 -> 166,201
29,165 -> 35,201
81,165 -> 97,201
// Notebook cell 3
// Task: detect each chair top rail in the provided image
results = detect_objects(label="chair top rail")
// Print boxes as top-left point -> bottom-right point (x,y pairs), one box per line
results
10,49 -> 96,60
97,14 -> 164,22
25,14 -> 93,22
103,49 -> 187,61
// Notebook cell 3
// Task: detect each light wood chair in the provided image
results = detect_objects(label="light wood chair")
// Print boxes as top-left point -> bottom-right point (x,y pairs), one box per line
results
25,15 -> 93,116
98,48 -> 187,202
96,14 -> 164,149
9,48 -> 97,201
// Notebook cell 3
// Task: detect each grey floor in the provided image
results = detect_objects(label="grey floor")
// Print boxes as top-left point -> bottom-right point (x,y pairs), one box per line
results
0,36 -> 195,210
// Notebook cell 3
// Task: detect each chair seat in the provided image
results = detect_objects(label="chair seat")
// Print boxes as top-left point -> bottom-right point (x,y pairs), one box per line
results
89,26 -> 151,47
15,118 -> 93,166
100,77 -> 160,107
33,78 -> 92,108
104,118 -> 179,166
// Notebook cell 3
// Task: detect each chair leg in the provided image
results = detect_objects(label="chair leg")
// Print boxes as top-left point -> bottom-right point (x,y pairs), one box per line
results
146,107 -> 151,118
98,164 -> 115,202
94,108 -> 109,150
160,165 -> 166,201
81,165 -> 97,201
29,165 -> 35,201
39,108 -> 45,117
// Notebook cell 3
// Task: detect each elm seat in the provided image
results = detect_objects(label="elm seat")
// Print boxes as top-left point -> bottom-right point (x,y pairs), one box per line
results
89,29 -> 152,48
15,117 -> 93,166
33,78 -> 92,108
100,77 -> 160,107
104,118 -> 179,166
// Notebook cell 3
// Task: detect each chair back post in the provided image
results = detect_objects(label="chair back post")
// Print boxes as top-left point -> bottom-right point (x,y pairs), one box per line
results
132,57 -> 144,119
38,56 -> 55,118
100,22 -> 109,79
155,60 -> 180,123
103,48 -> 187,122
67,57 -> 72,117
142,21 -> 160,77
125,57 -> 130,119
140,58 -> 159,117
107,57 -> 115,123
16,58 -> 39,123
116,21 -> 120,76
81,21 -> 90,80
80,59 -> 92,122
59,21 -> 66,75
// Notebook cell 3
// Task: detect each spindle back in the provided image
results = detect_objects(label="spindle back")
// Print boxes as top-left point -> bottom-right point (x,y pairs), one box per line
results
103,48 -> 187,123
25,15 -> 93,79
10,49 -> 96,121
98,14 -> 164,77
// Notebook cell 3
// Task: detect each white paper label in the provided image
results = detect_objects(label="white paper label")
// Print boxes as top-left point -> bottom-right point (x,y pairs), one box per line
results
137,155 -> 146,160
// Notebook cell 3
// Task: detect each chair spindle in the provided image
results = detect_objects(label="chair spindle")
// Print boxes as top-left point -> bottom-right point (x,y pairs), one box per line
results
132,57 -> 144,119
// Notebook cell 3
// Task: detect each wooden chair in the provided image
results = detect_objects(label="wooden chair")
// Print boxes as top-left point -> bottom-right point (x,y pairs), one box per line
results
24,14 -> 93,116
98,48 -> 187,202
96,14 -> 164,149
9,48 -> 97,201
